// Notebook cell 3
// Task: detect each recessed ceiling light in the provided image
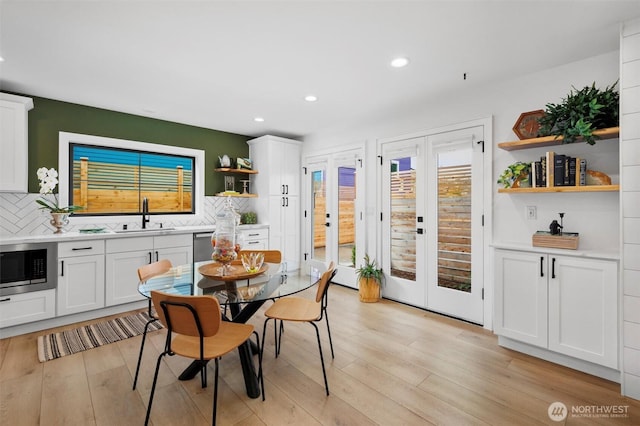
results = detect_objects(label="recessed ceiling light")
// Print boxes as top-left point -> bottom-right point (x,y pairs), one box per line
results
254,117 -> 264,122
390,57 -> 409,68
304,95 -> 318,102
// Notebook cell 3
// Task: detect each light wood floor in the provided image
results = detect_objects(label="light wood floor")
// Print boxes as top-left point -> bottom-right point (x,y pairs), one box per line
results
1,284 -> 639,425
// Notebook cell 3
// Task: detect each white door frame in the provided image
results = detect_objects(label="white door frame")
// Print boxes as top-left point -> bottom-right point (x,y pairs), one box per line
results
302,146 -> 365,289
377,117 -> 494,328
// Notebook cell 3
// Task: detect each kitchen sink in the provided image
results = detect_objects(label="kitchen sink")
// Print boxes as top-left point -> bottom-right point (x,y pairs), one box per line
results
114,227 -> 176,233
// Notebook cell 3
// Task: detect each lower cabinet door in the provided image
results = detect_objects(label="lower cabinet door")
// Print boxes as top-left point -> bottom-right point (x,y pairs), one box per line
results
494,249 -> 548,348
57,254 -> 105,316
548,256 -> 618,369
105,250 -> 150,306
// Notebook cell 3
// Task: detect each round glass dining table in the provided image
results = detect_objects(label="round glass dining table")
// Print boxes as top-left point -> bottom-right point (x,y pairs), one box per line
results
138,260 -> 322,399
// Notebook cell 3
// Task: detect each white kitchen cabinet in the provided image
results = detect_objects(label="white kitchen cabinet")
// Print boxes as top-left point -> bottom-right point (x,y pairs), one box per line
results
495,248 -> 618,369
105,234 -> 192,306
0,289 -> 55,328
0,93 -> 33,192
248,135 -> 302,270
238,227 -> 269,250
57,240 -> 105,316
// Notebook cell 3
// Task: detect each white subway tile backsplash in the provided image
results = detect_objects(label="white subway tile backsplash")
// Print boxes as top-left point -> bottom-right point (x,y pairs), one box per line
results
625,269 -> 640,297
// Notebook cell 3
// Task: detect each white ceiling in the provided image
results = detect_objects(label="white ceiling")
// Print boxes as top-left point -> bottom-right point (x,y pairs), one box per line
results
2,1 -> 639,139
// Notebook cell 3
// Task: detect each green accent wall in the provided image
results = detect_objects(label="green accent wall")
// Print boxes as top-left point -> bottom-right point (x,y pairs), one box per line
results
23,95 -> 251,195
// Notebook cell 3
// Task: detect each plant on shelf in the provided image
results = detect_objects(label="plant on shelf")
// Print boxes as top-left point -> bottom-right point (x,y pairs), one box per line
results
355,253 -> 384,303
537,81 -> 619,145
497,161 -> 531,188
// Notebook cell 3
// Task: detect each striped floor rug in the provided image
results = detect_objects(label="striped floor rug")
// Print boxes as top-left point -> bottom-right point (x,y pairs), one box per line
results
37,311 -> 163,362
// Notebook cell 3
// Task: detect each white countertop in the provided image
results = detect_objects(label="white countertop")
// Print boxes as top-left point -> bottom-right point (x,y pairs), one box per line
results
491,241 -> 620,260
0,224 -> 268,245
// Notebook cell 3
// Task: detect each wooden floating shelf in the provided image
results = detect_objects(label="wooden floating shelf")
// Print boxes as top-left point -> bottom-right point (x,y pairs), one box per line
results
498,185 -> 619,193
215,168 -> 258,174
498,127 -> 619,151
215,192 -> 258,198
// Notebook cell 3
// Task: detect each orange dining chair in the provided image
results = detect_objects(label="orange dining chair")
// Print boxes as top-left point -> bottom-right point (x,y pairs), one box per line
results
133,259 -> 172,390
145,290 -> 260,426
260,263 -> 337,396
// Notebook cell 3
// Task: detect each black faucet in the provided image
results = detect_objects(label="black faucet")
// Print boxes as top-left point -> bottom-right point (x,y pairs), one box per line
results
142,197 -> 150,229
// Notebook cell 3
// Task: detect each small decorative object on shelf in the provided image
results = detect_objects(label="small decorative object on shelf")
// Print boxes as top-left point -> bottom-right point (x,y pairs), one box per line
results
497,162 -> 531,188
537,81 -> 619,145
513,110 -> 545,140
211,197 -> 241,275
240,179 -> 250,194
35,167 -> 83,233
237,157 -> 252,170
218,154 -> 231,168
532,213 -> 579,249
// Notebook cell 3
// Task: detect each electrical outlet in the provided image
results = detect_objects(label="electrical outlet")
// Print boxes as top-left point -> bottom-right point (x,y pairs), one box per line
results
526,206 -> 537,220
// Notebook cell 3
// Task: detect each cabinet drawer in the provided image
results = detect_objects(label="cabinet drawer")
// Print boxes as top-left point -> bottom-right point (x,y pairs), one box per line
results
106,236 -> 153,253
153,234 -> 192,249
58,240 -> 105,257
0,289 -> 55,328
238,228 -> 269,241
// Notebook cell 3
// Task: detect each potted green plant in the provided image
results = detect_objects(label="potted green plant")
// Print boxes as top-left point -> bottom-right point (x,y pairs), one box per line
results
355,253 -> 384,303
497,161 -> 531,189
537,81 -> 619,145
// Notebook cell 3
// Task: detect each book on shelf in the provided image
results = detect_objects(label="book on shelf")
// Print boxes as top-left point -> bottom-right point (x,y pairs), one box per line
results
568,157 -> 577,186
579,158 -> 587,186
545,151 -> 554,187
553,153 -> 565,187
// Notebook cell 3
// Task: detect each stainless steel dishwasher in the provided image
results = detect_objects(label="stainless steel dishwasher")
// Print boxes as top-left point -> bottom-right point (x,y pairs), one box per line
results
193,231 -> 214,262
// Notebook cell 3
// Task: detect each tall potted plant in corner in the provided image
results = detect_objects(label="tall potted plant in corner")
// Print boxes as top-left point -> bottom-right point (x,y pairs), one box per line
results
355,253 -> 383,303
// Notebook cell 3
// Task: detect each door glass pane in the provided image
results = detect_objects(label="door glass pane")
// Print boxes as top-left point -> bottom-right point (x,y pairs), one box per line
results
389,157 -> 416,281
337,166 -> 356,267
437,149 -> 472,292
312,170 -> 326,262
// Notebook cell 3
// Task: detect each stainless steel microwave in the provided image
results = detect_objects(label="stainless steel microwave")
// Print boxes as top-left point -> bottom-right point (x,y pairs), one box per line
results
0,242 -> 57,296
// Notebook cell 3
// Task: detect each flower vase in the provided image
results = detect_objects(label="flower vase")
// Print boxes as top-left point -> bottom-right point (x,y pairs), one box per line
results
50,212 -> 69,234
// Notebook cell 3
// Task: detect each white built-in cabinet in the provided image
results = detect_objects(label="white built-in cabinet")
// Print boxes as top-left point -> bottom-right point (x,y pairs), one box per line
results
57,240 -> 106,315
248,135 -> 302,270
105,234 -> 192,306
0,289 -> 56,328
495,248 -> 618,369
0,93 -> 33,192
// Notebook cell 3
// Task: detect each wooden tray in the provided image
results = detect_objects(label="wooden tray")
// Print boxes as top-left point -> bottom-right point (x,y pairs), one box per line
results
198,262 -> 268,281
532,231 -> 579,250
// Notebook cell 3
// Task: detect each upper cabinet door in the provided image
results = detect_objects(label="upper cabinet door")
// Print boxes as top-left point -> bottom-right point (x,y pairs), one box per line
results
0,94 -> 33,193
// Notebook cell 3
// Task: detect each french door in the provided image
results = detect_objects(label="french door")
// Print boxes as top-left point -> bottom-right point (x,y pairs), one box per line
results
304,150 -> 363,288
380,125 -> 484,324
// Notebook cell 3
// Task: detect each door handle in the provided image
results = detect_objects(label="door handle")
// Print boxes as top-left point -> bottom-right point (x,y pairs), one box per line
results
325,222 -> 330,227
416,228 -> 424,234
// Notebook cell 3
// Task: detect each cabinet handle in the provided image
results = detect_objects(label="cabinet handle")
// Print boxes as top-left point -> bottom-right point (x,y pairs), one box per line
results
0,297 -> 10,302
155,251 -> 159,261
285,197 -> 289,207
248,233 -> 259,236
148,252 -> 152,264
285,184 -> 289,194
282,197 -> 285,207
282,184 -> 285,194
551,257 -> 556,279
71,247 -> 93,251
61,260 -> 64,277
248,241 -> 259,245
540,256 -> 544,277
